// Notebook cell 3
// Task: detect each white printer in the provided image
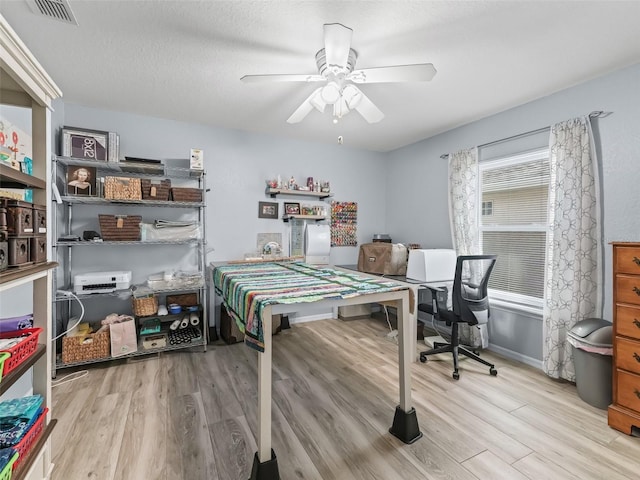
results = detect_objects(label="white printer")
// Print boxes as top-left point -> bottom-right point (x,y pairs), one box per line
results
406,249 -> 457,282
73,271 -> 132,294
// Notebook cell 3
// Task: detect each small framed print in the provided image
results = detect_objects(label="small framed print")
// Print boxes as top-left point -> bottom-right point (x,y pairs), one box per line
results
61,126 -> 109,161
66,165 -> 97,196
258,201 -> 278,219
284,202 -> 300,215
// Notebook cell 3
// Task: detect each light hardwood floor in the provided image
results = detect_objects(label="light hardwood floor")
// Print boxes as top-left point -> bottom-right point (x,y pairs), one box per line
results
51,317 -> 640,479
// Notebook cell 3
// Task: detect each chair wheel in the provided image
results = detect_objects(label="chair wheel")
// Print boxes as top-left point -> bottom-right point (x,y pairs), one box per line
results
419,354 -> 427,363
452,372 -> 460,380
490,368 -> 498,376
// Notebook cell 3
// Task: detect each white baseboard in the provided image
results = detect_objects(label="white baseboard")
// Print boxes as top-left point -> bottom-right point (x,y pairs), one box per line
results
488,343 -> 542,370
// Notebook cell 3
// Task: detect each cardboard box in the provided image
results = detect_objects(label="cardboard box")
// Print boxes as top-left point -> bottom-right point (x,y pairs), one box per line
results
220,307 -> 282,344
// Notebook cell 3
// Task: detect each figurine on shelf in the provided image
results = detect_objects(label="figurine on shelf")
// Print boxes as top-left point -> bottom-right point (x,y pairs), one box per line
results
289,176 -> 297,190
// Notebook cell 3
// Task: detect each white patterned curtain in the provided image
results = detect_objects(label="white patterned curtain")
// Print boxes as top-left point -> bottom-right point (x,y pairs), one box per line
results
448,148 -> 479,255
543,116 -> 602,381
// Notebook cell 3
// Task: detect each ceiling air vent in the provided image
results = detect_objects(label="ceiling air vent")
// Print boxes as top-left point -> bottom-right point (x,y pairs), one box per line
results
25,0 -> 78,26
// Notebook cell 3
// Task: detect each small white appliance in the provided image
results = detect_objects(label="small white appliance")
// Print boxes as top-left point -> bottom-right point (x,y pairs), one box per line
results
73,271 -> 132,294
406,249 -> 457,282
304,224 -> 330,264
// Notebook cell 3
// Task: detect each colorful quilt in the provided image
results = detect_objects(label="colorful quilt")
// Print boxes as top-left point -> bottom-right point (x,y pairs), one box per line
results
213,262 -> 408,352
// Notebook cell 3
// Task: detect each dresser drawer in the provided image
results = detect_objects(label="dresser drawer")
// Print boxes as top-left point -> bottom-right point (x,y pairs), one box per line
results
615,337 -> 640,374
616,246 -> 640,275
617,304 -> 640,339
615,274 -> 640,306
617,369 -> 640,412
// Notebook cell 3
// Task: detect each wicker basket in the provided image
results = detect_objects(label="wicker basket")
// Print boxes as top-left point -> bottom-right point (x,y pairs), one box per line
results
62,329 -> 110,364
170,187 -> 202,202
104,176 -> 142,200
98,214 -> 142,241
132,295 -> 158,316
140,179 -> 171,201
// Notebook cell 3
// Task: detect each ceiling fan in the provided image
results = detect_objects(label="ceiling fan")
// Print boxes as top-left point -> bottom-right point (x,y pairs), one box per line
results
240,23 -> 437,124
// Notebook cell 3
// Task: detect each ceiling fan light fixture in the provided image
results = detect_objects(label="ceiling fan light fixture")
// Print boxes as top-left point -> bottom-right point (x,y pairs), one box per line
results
342,84 -> 362,109
321,82 -> 341,104
309,90 -> 326,112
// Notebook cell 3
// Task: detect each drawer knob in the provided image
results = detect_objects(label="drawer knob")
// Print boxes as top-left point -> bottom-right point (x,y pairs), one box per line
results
636,389 -> 640,400
634,319 -> 640,328
634,286 -> 640,297
634,256 -> 640,266
635,352 -> 640,363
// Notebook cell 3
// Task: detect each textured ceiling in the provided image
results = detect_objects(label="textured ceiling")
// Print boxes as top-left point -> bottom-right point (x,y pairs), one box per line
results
2,1 -> 640,152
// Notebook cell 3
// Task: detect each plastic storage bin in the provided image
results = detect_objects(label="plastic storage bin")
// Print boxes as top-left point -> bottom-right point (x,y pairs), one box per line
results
0,328 -> 42,377
567,318 -> 613,409
0,450 -> 18,480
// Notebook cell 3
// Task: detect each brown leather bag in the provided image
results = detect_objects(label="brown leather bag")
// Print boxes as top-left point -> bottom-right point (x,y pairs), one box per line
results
357,243 -> 408,275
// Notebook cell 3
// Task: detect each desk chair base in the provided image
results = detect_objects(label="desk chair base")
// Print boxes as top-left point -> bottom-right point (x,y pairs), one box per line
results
419,339 -> 498,380
249,449 -> 280,480
389,406 -> 423,444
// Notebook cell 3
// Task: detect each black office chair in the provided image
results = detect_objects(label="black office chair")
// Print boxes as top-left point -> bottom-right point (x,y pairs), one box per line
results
418,254 -> 498,380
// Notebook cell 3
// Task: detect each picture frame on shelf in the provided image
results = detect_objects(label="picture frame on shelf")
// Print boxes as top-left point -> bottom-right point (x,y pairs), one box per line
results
61,126 -> 109,161
284,202 -> 300,215
66,165 -> 97,196
258,201 -> 278,219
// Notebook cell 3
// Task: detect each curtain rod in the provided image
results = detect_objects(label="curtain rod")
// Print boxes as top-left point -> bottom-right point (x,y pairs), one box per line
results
439,110 -> 609,159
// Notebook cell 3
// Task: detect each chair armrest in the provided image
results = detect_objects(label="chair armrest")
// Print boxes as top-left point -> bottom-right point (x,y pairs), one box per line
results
421,284 -> 449,313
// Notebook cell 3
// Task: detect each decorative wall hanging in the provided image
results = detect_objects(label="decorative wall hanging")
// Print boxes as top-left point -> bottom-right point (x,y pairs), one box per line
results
331,201 -> 357,246
258,201 -> 278,219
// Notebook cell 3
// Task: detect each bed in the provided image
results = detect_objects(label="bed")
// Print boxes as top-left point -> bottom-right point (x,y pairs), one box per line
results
213,262 -> 422,479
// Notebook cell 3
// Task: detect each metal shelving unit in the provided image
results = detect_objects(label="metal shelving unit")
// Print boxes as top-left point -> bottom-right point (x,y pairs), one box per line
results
51,156 -> 208,374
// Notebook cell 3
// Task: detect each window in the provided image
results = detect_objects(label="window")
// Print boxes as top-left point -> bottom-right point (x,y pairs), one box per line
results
479,148 -> 550,306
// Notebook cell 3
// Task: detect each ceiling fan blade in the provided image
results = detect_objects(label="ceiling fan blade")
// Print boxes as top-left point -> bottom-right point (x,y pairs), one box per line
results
348,63 -> 437,83
350,86 -> 384,123
323,23 -> 353,68
287,87 -> 325,124
241,73 -> 325,83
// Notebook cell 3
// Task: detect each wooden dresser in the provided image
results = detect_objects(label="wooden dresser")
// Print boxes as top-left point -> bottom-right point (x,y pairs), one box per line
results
609,242 -> 640,434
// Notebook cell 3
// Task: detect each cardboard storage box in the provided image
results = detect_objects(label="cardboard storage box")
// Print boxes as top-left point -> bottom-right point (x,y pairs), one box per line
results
220,307 -> 282,344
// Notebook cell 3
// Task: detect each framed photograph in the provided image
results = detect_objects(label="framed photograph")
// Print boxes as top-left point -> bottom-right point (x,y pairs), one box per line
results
66,165 -> 97,196
258,201 -> 278,219
61,126 -> 109,161
284,202 -> 300,215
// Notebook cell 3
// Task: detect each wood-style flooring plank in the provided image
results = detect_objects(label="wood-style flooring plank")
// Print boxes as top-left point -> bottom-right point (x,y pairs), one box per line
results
462,450 -> 529,480
52,392 -> 131,480
166,392 -> 217,479
512,452 -> 583,480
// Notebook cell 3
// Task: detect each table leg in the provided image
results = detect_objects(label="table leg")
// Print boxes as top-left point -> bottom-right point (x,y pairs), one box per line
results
250,306 -> 280,480
389,290 -> 423,444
